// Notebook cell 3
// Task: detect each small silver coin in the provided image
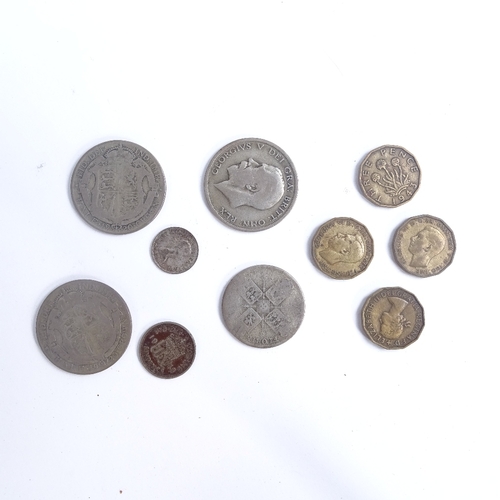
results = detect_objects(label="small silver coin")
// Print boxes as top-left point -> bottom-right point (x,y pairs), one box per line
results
139,322 -> 196,379
71,140 -> 166,234
151,227 -> 199,274
393,215 -> 456,277
204,138 -> 298,231
221,265 -> 305,348
36,279 -> 132,374
359,145 -> 420,207
361,287 -> 425,350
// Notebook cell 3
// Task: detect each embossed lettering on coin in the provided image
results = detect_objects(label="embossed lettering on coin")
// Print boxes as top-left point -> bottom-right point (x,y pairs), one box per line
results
139,322 -> 196,378
359,145 -> 420,207
221,265 -> 305,348
71,140 -> 166,234
151,227 -> 198,274
393,215 -> 456,277
204,138 -> 297,231
36,279 -> 132,374
361,287 -> 424,349
312,217 -> 373,279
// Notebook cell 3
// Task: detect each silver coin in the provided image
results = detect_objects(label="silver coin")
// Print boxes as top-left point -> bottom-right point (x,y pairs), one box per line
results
221,265 -> 305,348
36,279 -> 132,374
359,145 -> 420,207
151,227 -> 199,274
71,140 -> 166,234
393,215 -> 456,277
204,138 -> 298,231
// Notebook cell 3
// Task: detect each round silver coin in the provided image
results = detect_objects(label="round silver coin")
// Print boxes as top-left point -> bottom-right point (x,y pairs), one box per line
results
151,227 -> 199,274
71,140 -> 166,234
36,279 -> 132,374
204,138 -> 298,231
221,265 -> 305,348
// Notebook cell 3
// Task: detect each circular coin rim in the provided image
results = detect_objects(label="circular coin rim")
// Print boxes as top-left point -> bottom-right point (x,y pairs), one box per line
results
361,286 -> 425,350
358,144 -> 421,208
221,264 -> 305,348
150,226 -> 199,274
35,279 -> 132,374
70,139 -> 167,235
392,214 -> 456,277
138,321 -> 196,378
203,137 -> 298,232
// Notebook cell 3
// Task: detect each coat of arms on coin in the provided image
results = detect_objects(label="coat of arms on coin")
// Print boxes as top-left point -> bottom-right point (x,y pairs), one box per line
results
361,287 -> 424,349
359,145 -> 420,207
221,265 -> 305,348
393,215 -> 456,277
204,138 -> 297,231
36,280 -> 132,374
312,217 -> 373,279
71,140 -> 166,234
139,322 -> 196,378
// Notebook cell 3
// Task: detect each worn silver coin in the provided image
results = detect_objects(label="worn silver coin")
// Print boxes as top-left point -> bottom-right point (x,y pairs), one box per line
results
359,145 -> 420,207
221,265 -> 305,348
36,279 -> 132,374
151,227 -> 199,274
204,138 -> 298,231
71,140 -> 166,234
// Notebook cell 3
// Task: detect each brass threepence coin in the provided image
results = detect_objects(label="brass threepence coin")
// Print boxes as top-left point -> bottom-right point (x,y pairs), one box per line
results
151,227 -> 199,274
359,145 -> 420,207
204,138 -> 298,231
361,287 -> 424,349
36,279 -> 132,374
71,140 -> 166,234
393,215 -> 456,277
312,217 -> 373,279
221,265 -> 305,348
139,322 -> 196,378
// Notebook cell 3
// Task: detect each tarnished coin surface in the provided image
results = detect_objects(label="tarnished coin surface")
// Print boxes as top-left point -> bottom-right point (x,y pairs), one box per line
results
359,145 -> 420,207
312,217 -> 374,279
151,227 -> 199,274
221,265 -> 305,348
361,287 -> 424,349
139,322 -> 196,378
36,279 -> 132,374
204,138 -> 297,231
71,140 -> 166,234
393,215 -> 456,277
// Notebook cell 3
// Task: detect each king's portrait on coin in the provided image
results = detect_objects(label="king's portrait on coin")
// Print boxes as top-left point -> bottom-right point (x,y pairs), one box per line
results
319,233 -> 365,266
214,158 -> 284,210
408,225 -> 446,268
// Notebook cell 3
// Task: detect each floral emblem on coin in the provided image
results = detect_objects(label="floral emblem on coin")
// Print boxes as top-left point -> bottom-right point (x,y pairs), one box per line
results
312,217 -> 374,279
151,227 -> 199,274
359,145 -> 420,207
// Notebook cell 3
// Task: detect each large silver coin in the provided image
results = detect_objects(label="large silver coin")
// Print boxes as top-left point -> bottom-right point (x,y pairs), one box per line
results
221,265 -> 305,348
36,279 -> 132,374
204,138 -> 298,231
393,215 -> 456,277
361,287 -> 424,350
359,145 -> 420,207
71,140 -> 166,234
151,227 -> 199,274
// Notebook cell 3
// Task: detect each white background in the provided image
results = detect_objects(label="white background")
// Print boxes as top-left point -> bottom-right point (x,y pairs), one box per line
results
1,1 -> 498,499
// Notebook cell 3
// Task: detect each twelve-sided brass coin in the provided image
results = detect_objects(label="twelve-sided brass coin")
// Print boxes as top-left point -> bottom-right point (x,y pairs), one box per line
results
361,287 -> 424,349
36,279 -> 132,374
393,215 -> 456,277
359,145 -> 420,207
139,322 -> 196,378
312,217 -> 373,279
71,140 -> 166,234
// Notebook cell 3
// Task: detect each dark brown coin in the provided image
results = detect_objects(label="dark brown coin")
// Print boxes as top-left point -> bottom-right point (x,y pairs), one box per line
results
393,215 -> 456,277
361,287 -> 424,349
139,322 -> 196,378
359,145 -> 420,207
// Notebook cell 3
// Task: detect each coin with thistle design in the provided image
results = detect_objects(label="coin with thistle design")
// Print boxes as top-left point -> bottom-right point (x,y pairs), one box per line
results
359,145 -> 420,207
221,265 -> 305,348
